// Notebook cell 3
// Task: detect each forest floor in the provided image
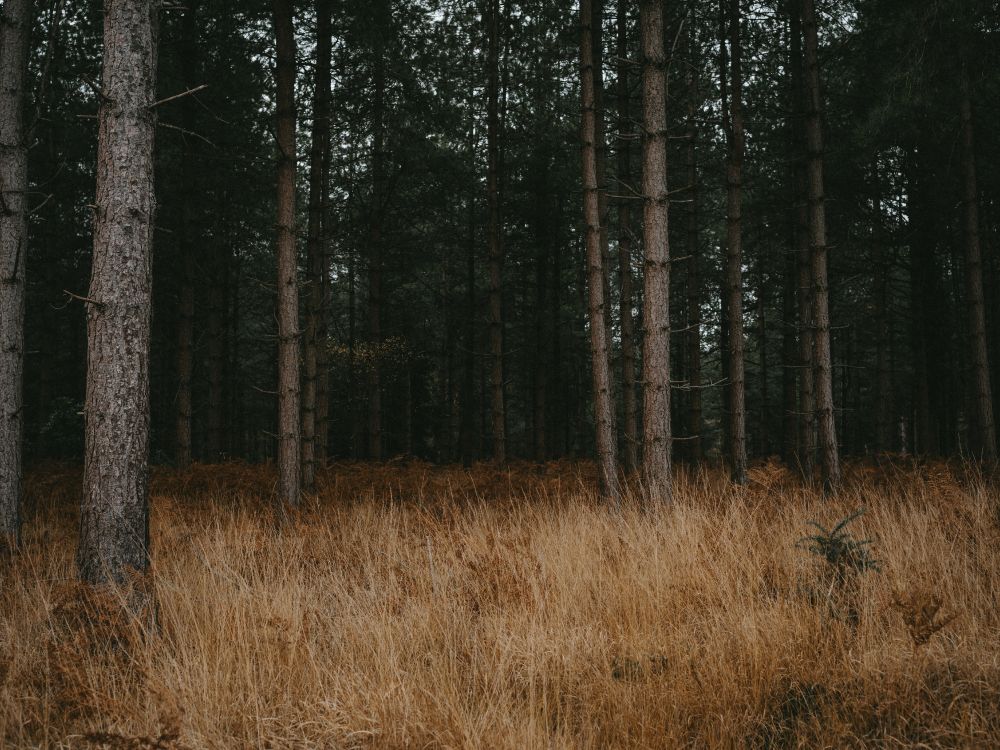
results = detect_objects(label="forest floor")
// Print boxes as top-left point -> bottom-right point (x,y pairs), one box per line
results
1,458 -> 999,748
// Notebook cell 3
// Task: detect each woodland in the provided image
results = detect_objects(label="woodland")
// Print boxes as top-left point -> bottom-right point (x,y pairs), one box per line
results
1,0 -> 999,747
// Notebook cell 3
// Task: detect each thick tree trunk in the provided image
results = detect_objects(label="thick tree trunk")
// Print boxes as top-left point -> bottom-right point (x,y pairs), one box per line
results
0,0 -> 31,552
78,0 -> 157,588
174,7 -> 196,470
958,74 -> 997,459
581,0 -> 620,502
616,0 -> 638,473
801,0 -> 840,490
302,0 -> 332,490
272,0 -> 300,508
639,0 -> 672,502
722,0 -> 748,484
486,0 -> 506,463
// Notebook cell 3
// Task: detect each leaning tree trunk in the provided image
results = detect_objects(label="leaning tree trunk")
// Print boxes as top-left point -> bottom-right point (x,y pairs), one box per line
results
616,0 -> 638,473
721,0 -> 748,484
639,0 -> 672,502
958,73 -> 997,459
272,0 -> 300,509
581,0 -> 620,503
801,0 -> 840,490
486,0 -> 506,463
302,0 -> 332,490
0,0 -> 31,552
78,0 -> 157,588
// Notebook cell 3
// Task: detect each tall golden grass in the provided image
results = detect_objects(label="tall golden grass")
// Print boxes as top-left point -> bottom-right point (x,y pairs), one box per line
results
1,459 -> 998,748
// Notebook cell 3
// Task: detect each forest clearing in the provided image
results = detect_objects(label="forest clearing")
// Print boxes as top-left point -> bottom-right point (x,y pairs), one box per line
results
2,459 -> 998,748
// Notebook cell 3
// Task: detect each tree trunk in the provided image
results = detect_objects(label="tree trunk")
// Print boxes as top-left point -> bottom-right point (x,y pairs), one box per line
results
272,0 -> 300,509
0,0 -> 31,552
616,0 -> 638,473
581,0 -> 620,502
205,269 -> 225,459
174,7 -> 196,470
958,73 -> 997,459
872,184 -> 893,453
721,0 -> 748,484
368,1 -> 387,461
78,0 -> 157,588
685,4 -> 703,463
639,0 -> 672,502
486,0 -> 506,463
801,0 -> 840,490
302,0 -> 332,490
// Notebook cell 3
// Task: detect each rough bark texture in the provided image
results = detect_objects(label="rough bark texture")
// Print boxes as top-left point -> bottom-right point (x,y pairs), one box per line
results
801,0 -> 841,490
0,0 -> 31,552
685,9 -> 703,464
174,7 -> 196,470
78,0 -> 157,586
272,0 -> 300,508
302,0 -> 332,489
486,0 -> 506,463
722,0 -> 748,484
958,75 -> 997,459
639,0 -> 672,502
616,0 -> 638,473
581,0 -> 620,503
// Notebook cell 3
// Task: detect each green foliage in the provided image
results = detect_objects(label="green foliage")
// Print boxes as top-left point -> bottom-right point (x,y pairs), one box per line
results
798,509 -> 881,580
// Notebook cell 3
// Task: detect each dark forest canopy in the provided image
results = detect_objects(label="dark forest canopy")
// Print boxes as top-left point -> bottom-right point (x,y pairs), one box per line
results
5,0 -> 1000,480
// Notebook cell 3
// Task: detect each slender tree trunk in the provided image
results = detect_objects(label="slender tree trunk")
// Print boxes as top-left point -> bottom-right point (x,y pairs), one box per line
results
958,73 -> 997,459
639,0 -> 672,502
581,0 -> 620,502
685,8 -> 703,463
174,7 -> 196,470
801,0 -> 840,490
0,0 -> 31,552
616,0 -> 638,473
272,0 -> 300,508
781,240 -> 798,461
78,0 -> 157,588
368,2 -> 387,461
205,274 -> 225,458
302,0 -> 332,490
460,157 -> 477,466
486,0 -> 506,462
873,185 -> 893,453
721,0 -> 747,484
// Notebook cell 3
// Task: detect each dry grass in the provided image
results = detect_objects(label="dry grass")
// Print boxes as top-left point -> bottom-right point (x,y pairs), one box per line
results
1,458 -> 999,748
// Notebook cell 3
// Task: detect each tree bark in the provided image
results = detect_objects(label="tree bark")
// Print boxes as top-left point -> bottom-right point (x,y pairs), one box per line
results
581,0 -> 620,502
639,0 -> 672,502
958,73 -> 997,459
368,0 -> 387,461
302,0 -> 332,490
616,0 -> 638,473
801,0 -> 840,490
486,0 -> 506,463
0,0 -> 31,552
272,0 -> 300,508
78,0 -> 157,588
721,0 -> 748,484
685,4 -> 703,464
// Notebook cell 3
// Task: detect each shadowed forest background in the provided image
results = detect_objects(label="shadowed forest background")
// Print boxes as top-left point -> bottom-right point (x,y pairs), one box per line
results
12,0 -> 1000,470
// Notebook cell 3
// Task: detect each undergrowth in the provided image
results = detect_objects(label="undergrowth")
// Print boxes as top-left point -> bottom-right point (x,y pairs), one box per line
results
0,458 -> 997,748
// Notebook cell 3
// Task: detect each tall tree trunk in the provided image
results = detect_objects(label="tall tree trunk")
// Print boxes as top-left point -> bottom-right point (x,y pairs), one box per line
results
460,136 -> 477,466
801,0 -> 840,490
302,0 -> 332,490
616,0 -> 638,473
205,271 -> 225,458
872,183 -> 893,453
581,0 -> 620,502
368,1 -> 387,461
958,72 -> 997,459
639,0 -> 672,502
174,7 -> 196,470
721,0 -> 747,484
486,0 -> 506,462
781,238 -> 798,461
685,5 -> 703,463
78,0 -> 157,588
0,0 -> 31,552
272,0 -> 300,509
